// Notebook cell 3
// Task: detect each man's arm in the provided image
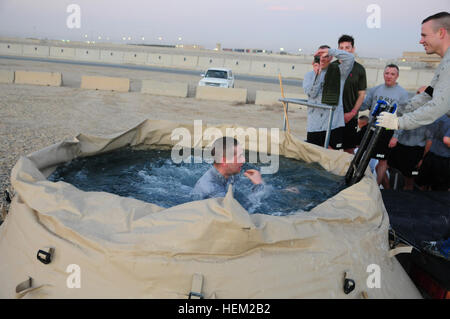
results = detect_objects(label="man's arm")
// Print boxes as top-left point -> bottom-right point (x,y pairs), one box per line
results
444,136 -> 450,148
329,48 -> 355,79
345,66 -> 368,122
360,87 -> 374,112
444,126 -> 450,148
379,64 -> 450,130
345,90 -> 366,123
303,71 -> 321,99
417,139 -> 433,169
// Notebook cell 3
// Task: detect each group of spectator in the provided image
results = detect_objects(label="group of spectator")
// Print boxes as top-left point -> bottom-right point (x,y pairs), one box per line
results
303,12 -> 450,191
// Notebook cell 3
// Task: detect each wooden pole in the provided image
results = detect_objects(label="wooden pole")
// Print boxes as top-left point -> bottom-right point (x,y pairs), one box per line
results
278,73 -> 291,133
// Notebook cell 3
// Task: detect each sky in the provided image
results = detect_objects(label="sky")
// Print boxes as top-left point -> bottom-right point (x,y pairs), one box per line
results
0,0 -> 448,58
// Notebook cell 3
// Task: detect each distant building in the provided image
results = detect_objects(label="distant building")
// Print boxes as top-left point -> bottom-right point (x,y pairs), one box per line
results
175,44 -> 204,50
401,51 -> 441,63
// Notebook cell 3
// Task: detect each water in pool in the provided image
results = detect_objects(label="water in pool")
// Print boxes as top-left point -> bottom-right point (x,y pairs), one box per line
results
48,148 -> 345,215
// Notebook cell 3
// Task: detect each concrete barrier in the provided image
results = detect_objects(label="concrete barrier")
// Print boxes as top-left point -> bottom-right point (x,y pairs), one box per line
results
0,43 -> 23,55
50,46 -> 76,59
147,53 -> 172,67
224,59 -> 251,74
141,80 -> 188,98
0,38 -> 436,91
416,70 -> 435,87
22,45 -> 50,57
198,57 -> 225,70
250,61 -> 278,76
278,63 -> 307,79
124,52 -> 148,64
283,63 -> 311,80
255,91 -> 308,108
365,68 -> 379,87
81,75 -> 129,92
196,86 -> 247,103
100,50 -> 125,63
75,48 -> 101,61
0,70 -> 14,83
398,70 -> 420,90
15,70 -> 62,86
172,55 -> 199,68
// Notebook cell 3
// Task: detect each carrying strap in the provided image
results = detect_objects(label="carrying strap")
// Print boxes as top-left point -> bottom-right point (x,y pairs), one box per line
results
16,277 -> 33,294
388,245 -> 413,258
37,248 -> 55,265
188,273 -> 204,299
0,203 -> 6,223
343,271 -> 356,295
15,277 -> 47,298
425,86 -> 434,97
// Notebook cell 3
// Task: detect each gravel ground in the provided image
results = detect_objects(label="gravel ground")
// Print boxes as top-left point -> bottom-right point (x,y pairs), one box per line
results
0,82 -> 308,196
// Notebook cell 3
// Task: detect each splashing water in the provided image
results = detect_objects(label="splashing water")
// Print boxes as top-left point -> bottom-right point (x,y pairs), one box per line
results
48,148 -> 345,215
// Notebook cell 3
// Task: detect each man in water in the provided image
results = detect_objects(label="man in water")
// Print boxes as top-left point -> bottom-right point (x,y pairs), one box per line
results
191,137 -> 265,200
377,12 -> 450,130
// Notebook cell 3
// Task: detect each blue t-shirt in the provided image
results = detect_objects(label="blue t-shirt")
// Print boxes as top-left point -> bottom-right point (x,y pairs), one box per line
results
427,115 -> 450,158
191,166 -> 266,201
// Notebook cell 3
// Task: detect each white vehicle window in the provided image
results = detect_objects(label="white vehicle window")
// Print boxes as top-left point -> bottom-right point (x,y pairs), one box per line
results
229,71 -> 233,77
205,70 -> 227,79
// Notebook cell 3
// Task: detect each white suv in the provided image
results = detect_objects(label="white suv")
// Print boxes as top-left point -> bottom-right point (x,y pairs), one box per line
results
198,68 -> 235,88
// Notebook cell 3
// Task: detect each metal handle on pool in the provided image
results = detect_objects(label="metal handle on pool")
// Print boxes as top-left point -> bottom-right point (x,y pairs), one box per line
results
279,98 -> 337,149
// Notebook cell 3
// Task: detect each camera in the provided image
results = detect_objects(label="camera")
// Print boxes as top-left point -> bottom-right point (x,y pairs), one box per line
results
314,55 -> 321,64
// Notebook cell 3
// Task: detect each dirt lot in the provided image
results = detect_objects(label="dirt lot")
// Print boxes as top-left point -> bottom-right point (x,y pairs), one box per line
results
0,58 -> 308,193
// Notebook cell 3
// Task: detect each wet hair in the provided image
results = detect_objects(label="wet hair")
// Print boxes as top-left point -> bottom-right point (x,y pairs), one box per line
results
211,137 -> 239,164
359,115 -> 369,122
422,12 -> 450,32
385,64 -> 400,74
338,35 -> 355,47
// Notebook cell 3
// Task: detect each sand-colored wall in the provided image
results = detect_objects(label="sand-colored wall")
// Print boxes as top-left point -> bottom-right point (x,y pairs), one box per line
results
15,70 -> 62,86
100,50 -> 125,64
75,48 -> 101,61
196,86 -> 247,103
0,43 -> 23,55
0,70 -> 14,83
22,45 -> 50,57
0,40 -> 437,89
198,57 -> 225,70
147,53 -> 172,67
255,90 -> 308,108
81,75 -> 130,92
50,47 -> 76,59
141,80 -> 188,98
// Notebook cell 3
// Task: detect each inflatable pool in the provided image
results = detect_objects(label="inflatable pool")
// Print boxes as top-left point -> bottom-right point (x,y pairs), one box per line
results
0,119 -> 421,298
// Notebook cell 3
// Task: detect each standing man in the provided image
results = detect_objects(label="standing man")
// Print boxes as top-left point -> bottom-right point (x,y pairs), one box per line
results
416,115 -> 450,191
303,45 -> 355,150
361,64 -> 409,189
377,12 -> 450,130
333,35 -> 367,154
